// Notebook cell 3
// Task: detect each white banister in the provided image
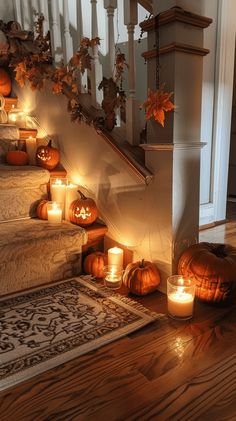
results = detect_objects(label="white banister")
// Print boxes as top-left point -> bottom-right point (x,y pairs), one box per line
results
31,0 -> 39,13
13,0 -> 23,27
124,0 -> 140,144
90,0 -> 103,107
76,0 -> 87,93
62,0 -> 73,63
104,0 -> 117,76
50,0 -> 63,64
21,0 -> 32,30
39,0 -> 49,34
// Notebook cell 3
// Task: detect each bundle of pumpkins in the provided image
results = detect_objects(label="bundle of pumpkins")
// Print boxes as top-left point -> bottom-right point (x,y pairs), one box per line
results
6,139 -> 60,169
83,251 -> 161,296
178,242 -> 236,304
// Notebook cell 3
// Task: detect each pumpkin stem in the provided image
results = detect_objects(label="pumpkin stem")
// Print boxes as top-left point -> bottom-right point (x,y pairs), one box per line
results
78,190 -> 87,200
140,259 -> 145,268
47,139 -> 53,148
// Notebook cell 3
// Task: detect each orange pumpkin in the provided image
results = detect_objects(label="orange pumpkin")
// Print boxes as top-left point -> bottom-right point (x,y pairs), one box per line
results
6,150 -> 29,166
36,200 -> 48,220
123,259 -> 161,296
0,68 -> 11,96
178,242 -> 236,303
36,140 -> 60,170
84,252 -> 108,278
69,190 -> 98,227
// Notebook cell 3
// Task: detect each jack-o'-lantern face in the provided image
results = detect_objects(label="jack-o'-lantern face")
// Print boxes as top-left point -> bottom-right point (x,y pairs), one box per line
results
36,140 -> 60,170
69,191 -> 98,227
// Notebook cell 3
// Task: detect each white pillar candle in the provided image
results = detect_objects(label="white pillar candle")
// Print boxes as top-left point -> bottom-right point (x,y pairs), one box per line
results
47,202 -> 62,223
26,136 -> 37,165
65,183 -> 78,220
108,247 -> 124,269
50,178 -> 66,218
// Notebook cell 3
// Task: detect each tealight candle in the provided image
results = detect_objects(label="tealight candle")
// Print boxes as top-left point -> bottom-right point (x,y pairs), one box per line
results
26,136 -> 37,165
47,202 -> 62,224
65,183 -> 78,220
50,177 -> 67,218
108,247 -> 124,269
167,275 -> 195,320
103,265 -> 124,289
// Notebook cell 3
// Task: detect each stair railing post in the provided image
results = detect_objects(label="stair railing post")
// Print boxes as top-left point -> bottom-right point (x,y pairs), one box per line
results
62,0 -> 73,63
104,0 -> 117,76
50,0 -> 63,65
90,0 -> 103,107
124,0 -> 140,145
13,0 -> 23,28
39,0 -> 49,34
76,0 -> 88,93
21,0 -> 32,30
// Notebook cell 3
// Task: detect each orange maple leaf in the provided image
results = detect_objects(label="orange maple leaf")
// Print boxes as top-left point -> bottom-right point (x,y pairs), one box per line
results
141,86 -> 176,127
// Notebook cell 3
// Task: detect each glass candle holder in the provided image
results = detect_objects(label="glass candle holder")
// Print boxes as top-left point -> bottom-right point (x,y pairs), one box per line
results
103,265 -> 124,290
47,201 -> 62,224
50,177 -> 67,219
167,275 -> 195,320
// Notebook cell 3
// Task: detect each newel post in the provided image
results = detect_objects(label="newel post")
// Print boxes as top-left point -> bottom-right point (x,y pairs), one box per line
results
140,4 -> 212,292
124,0 -> 140,145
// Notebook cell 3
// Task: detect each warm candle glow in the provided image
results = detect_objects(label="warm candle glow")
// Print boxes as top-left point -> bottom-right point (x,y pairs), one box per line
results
167,275 -> 195,320
65,183 -> 78,220
47,202 -> 62,224
50,178 -> 67,219
26,136 -> 37,165
104,265 -> 123,289
108,247 -> 124,269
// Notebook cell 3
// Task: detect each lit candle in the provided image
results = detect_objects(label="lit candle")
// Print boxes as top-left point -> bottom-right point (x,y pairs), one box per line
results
167,275 -> 195,320
104,266 -> 123,289
65,183 -> 78,220
47,202 -> 62,223
108,247 -> 124,269
8,105 -> 26,127
26,136 -> 37,165
50,178 -> 67,218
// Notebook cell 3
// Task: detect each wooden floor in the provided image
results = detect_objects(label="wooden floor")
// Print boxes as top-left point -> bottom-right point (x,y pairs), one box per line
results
1,204 -> 236,421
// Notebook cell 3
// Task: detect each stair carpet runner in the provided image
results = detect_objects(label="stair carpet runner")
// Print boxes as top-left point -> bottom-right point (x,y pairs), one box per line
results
0,124 -> 87,296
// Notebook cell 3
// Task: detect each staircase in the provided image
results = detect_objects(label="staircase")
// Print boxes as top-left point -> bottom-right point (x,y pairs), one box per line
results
0,97 -> 108,296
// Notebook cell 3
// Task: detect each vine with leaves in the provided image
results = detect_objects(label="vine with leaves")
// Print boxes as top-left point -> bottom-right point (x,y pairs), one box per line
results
0,14 -> 128,130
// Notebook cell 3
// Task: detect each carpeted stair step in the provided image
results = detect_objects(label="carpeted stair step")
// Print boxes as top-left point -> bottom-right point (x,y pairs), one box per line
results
0,164 -> 50,222
0,218 -> 88,295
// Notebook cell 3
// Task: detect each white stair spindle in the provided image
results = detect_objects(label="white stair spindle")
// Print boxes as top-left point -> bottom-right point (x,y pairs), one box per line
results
21,0 -> 32,30
63,0 -> 73,63
104,0 -> 117,76
13,0 -> 23,28
124,0 -> 140,145
76,0 -> 87,93
39,0 -> 49,34
90,0 -> 103,107
50,0 -> 63,65
31,0 -> 39,14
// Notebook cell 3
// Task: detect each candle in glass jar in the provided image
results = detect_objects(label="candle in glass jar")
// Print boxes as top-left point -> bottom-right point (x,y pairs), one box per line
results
50,178 -> 67,218
65,183 -> 78,220
108,247 -> 123,269
26,136 -> 37,165
47,202 -> 62,223
104,266 -> 123,289
167,275 -> 195,320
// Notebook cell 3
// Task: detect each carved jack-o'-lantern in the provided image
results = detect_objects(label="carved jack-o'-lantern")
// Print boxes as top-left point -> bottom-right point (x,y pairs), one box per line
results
69,190 -> 98,227
36,139 -> 60,170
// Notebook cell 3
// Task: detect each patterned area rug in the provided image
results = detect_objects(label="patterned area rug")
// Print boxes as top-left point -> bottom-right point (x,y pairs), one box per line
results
0,276 -> 160,391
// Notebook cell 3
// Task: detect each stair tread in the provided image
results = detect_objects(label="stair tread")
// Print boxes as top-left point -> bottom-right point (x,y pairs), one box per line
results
0,164 -> 50,189
0,124 -> 19,140
0,219 -> 87,261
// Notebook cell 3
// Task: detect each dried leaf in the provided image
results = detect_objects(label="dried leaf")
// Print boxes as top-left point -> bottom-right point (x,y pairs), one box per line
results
141,86 -> 176,126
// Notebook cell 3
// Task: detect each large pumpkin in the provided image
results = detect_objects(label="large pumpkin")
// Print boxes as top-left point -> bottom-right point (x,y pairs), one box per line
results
123,259 -> 161,296
69,190 -> 98,227
84,252 -> 108,278
36,200 -> 48,220
36,140 -> 60,170
6,150 -> 29,166
178,242 -> 236,303
0,68 -> 11,96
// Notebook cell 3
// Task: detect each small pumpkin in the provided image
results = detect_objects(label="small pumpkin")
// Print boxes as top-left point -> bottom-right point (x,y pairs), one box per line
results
0,68 -> 11,96
36,139 -> 60,170
6,150 -> 29,166
84,251 -> 108,278
69,190 -> 98,227
178,242 -> 236,303
36,200 -> 48,220
123,259 -> 161,296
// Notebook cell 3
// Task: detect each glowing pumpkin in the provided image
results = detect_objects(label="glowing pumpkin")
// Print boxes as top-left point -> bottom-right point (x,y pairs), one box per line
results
0,68 -> 11,96
69,190 -> 98,227
36,140 -> 60,170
